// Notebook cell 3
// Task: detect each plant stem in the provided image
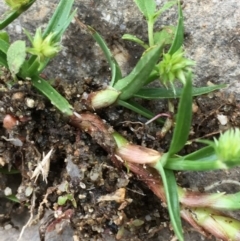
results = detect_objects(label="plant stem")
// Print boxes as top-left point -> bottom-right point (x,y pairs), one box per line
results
148,19 -> 154,47
68,112 -> 240,240
20,59 -> 40,78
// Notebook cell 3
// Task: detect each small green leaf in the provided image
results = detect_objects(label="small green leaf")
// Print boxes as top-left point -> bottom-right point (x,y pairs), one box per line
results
114,44 -> 163,100
153,26 -> 175,45
7,40 -> 26,76
168,1 -> 184,55
58,194 -> 77,208
58,195 -> 69,205
122,34 -> 149,49
133,0 -> 156,19
168,72 -> 192,155
31,76 -> 73,116
134,84 -> 227,99
154,162 -> 183,241
87,25 -> 122,86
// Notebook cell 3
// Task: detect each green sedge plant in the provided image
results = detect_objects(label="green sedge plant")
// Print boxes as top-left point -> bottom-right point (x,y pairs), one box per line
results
1,0 -> 240,241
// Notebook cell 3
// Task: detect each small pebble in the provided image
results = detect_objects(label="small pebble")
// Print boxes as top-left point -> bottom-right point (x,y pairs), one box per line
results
25,98 -> 35,108
217,114 -> 228,125
4,224 -> 12,230
145,215 -> 152,221
79,182 -> 86,189
4,187 -> 12,196
3,114 -> 18,130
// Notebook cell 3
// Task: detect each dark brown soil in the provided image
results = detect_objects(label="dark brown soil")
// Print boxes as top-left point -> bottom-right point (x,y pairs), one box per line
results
1,66 -> 240,241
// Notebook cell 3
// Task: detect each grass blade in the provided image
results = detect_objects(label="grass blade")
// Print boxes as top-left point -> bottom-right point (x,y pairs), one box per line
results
0,37 -> 10,68
0,51 -> 8,67
5,194 -> 20,203
87,25 -> 122,86
134,84 -> 227,99
114,44 -> 163,100
0,0 -> 36,30
117,100 -> 164,124
43,0 -> 75,39
168,72 -> 192,155
183,145 -> 216,161
168,0 -> 184,55
154,161 -> 183,241
31,76 -> 73,116
0,38 -> 10,54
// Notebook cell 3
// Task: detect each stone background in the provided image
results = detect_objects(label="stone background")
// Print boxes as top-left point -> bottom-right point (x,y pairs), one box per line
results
1,0 -> 240,91
0,0 -> 240,240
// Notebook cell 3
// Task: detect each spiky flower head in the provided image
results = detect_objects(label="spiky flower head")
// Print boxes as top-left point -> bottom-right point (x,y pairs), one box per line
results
158,48 -> 195,89
213,128 -> 240,168
5,0 -> 30,10
26,28 -> 61,62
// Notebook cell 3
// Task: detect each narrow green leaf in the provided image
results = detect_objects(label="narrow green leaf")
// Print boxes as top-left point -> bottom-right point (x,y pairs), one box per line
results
0,38 -> 10,54
154,162 -> 183,241
134,84 -> 227,99
118,99 -> 164,124
0,0 -> 36,30
0,51 -> 8,67
168,72 -> 192,155
31,76 -> 73,116
0,31 -> 10,43
153,1 -> 177,21
114,44 -> 163,100
87,25 -> 122,86
54,10 -> 77,41
5,194 -> 20,203
43,0 -> 75,39
7,40 -> 26,75
183,145 -> 216,161
122,34 -> 149,49
164,158 -> 220,171
133,0 -> 156,19
168,1 -> 184,55
165,145 -> 219,171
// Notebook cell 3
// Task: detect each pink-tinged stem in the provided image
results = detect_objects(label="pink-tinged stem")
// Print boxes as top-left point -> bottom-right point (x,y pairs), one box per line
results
69,112 -> 240,241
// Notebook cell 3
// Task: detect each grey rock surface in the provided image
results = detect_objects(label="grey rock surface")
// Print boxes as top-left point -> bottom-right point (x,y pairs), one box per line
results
1,0 -> 240,89
0,0 -> 240,241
